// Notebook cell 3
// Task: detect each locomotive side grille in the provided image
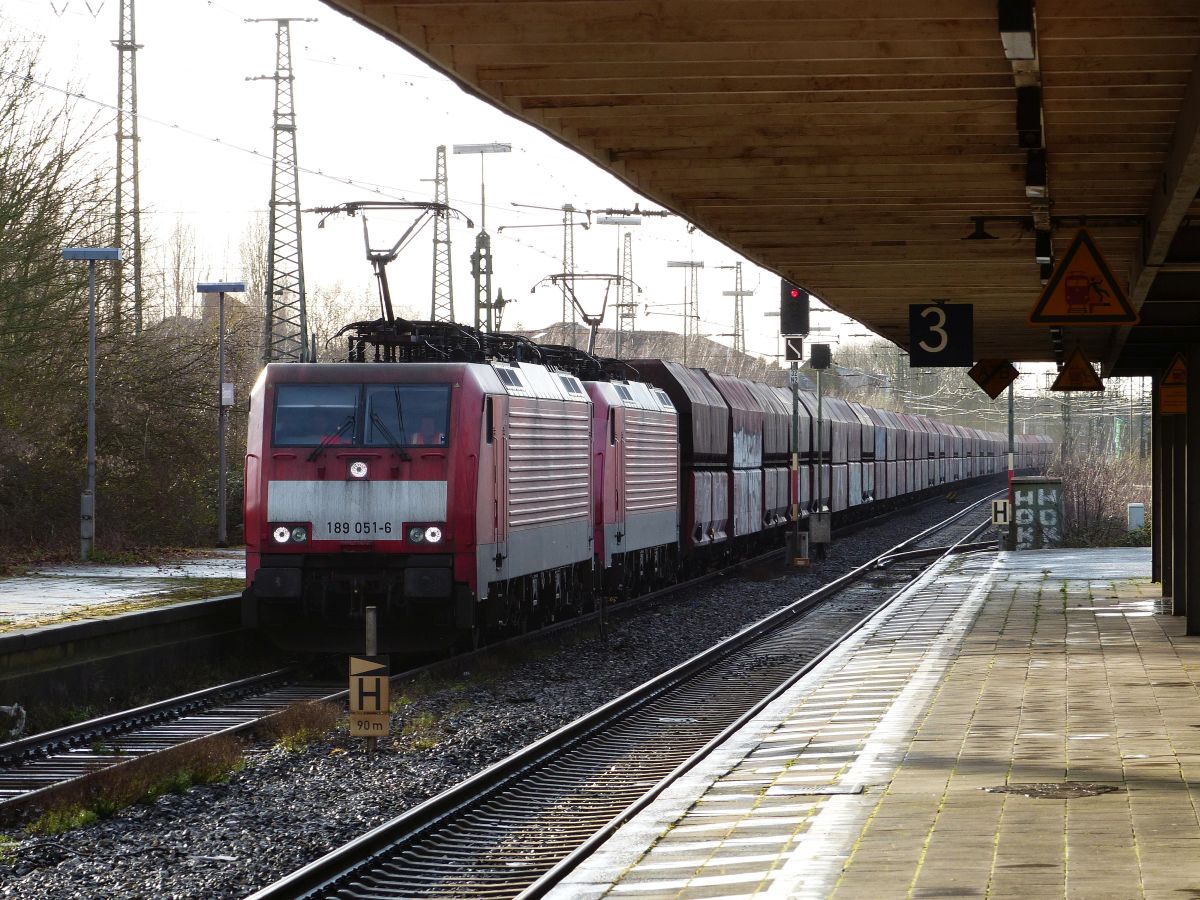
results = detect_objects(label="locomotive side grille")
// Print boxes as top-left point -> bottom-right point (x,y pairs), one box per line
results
625,411 -> 678,513
506,404 -> 591,528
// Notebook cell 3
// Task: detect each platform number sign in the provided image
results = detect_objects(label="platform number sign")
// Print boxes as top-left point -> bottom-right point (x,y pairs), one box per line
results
909,303 -> 973,367
349,655 -> 390,736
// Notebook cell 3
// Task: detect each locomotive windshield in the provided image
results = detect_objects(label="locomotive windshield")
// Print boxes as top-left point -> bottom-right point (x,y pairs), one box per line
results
273,384 -> 358,446
365,384 -> 450,448
271,383 -> 451,448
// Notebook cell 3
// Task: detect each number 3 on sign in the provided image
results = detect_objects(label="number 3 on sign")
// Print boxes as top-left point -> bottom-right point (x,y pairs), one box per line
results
908,303 -> 973,367
918,306 -> 948,354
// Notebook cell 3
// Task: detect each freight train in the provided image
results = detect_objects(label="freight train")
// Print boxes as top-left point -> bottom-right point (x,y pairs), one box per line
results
242,320 -> 1052,650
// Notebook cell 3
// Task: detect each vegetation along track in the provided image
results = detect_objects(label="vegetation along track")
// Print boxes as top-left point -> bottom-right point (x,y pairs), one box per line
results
247,491 -> 1001,900
0,670 -> 340,820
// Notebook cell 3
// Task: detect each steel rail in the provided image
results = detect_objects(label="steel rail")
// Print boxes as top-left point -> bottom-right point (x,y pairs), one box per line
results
246,492 -> 1001,900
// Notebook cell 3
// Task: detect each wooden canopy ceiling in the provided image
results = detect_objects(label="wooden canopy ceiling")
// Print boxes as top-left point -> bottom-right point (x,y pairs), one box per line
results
324,0 -> 1200,376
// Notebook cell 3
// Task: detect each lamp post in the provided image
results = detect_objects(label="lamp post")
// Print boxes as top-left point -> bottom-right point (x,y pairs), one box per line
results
63,247 -> 123,561
452,143 -> 511,332
198,282 -> 246,547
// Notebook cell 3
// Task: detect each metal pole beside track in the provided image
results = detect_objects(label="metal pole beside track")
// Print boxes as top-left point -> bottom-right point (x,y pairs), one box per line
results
1008,380 -> 1015,551
63,247 -> 121,561
218,291 -> 228,547
790,361 -> 802,565
198,281 -> 245,547
366,606 -> 378,753
84,259 -> 97,561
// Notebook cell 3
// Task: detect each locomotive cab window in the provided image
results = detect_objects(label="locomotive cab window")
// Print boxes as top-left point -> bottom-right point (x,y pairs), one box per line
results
365,384 -> 452,448
272,384 -> 359,446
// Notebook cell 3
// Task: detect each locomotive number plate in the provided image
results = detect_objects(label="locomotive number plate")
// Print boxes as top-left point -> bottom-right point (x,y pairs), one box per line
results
324,520 -> 394,538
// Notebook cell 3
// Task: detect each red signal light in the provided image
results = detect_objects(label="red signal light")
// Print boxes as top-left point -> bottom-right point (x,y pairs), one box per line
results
789,288 -> 801,299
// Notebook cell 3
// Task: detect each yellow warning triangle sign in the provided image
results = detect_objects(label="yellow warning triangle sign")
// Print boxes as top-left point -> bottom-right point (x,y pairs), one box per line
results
1028,229 -> 1138,326
350,655 -> 388,675
1164,352 -> 1187,385
1050,346 -> 1105,392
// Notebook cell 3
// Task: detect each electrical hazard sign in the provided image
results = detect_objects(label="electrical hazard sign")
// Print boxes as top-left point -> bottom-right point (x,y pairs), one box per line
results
1161,353 -> 1187,415
1049,346 -> 1105,392
349,655 -> 390,736
1028,229 -> 1138,326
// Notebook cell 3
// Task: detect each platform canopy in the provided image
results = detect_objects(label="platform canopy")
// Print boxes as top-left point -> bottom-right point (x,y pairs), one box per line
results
324,0 -> 1200,377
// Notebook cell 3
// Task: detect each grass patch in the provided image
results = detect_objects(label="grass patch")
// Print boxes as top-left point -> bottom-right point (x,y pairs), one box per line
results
258,701 -> 342,752
24,734 -> 244,836
400,711 -> 441,750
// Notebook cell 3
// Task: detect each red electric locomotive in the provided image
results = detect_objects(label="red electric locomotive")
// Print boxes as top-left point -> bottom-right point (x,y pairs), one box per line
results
243,322 -> 682,650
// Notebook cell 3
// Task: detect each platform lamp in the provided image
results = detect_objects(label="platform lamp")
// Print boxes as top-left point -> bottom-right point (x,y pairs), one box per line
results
62,247 -> 123,561
197,282 -> 246,547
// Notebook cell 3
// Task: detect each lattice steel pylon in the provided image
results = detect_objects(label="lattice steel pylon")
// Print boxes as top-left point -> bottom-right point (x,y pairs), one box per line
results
718,261 -> 753,356
430,145 -> 454,321
615,231 -> 636,358
561,205 -> 579,346
248,17 -> 314,363
112,0 -> 143,334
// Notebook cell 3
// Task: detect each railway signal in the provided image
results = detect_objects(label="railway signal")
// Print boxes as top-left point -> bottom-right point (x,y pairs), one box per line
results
780,280 -> 809,336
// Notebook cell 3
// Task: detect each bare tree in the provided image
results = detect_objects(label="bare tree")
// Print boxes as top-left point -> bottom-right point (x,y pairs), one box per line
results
164,216 -> 196,319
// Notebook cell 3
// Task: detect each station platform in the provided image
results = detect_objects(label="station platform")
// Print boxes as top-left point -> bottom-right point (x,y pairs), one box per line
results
552,547 -> 1199,900
0,550 -> 243,630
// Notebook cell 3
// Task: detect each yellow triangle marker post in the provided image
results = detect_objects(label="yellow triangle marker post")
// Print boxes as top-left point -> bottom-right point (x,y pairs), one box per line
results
1029,229 -> 1138,326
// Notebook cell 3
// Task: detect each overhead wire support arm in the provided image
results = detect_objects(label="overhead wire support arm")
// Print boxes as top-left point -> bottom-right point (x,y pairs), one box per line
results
307,200 -> 473,323
531,272 -> 641,356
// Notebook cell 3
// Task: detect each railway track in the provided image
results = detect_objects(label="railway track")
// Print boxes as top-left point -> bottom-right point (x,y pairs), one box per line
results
0,483 -> 1000,828
247,491 -> 1001,900
0,671 -> 342,819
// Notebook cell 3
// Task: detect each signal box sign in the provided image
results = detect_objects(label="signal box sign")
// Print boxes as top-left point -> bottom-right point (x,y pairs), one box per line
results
1161,353 -> 1187,415
1028,230 -> 1138,326
1050,346 -> 1104,392
349,655 -> 391,736
909,303 -> 973,367
969,359 -> 1020,400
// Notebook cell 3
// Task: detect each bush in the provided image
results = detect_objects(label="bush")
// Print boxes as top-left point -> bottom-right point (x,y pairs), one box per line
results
258,701 -> 342,752
1049,451 -> 1150,548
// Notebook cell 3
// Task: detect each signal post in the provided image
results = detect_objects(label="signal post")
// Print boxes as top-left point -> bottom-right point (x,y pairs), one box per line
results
781,280 -> 810,567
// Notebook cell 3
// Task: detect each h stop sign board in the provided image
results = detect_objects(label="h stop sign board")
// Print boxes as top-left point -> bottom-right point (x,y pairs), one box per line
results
1011,476 -> 1064,550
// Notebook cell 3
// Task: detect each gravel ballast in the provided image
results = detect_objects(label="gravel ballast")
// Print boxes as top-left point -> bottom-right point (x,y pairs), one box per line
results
0,486 -> 1000,899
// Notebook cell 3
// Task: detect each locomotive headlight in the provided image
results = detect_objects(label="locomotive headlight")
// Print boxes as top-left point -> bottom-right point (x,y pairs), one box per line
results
423,525 -> 443,544
349,460 -> 368,479
290,526 -> 308,543
273,526 -> 291,544
408,526 -> 425,543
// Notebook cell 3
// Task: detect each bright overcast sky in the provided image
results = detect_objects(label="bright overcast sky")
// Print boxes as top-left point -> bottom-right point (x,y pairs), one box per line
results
2,0 -> 876,362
